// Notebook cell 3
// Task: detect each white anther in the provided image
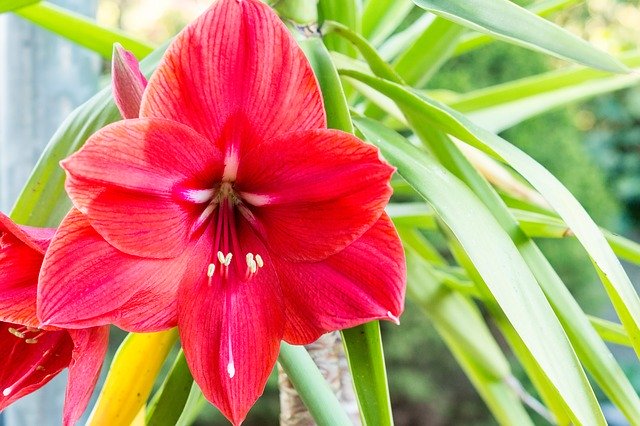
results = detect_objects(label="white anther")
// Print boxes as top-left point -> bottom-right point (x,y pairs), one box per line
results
227,361 -> 236,378
224,253 -> 233,265
3,387 -> 11,397
8,327 -> 25,339
217,251 -> 226,264
25,338 -> 38,344
207,263 -> 216,277
255,254 -> 264,268
245,253 -> 258,274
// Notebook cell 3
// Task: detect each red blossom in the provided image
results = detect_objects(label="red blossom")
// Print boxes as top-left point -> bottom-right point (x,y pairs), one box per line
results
38,0 -> 406,423
0,213 -> 108,426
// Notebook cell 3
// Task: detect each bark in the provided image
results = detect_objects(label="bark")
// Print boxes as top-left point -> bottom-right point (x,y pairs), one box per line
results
278,332 -> 361,425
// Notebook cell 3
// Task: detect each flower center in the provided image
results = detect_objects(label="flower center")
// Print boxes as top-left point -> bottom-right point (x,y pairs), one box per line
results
189,182 -> 265,286
3,325 -> 56,397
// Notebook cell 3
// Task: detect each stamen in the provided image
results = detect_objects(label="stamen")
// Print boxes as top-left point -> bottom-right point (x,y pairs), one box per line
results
217,251 -> 226,264
25,338 -> 38,344
8,327 -> 25,339
3,387 -> 11,397
207,263 -> 216,278
224,253 -> 233,265
255,254 -> 264,268
227,361 -> 235,378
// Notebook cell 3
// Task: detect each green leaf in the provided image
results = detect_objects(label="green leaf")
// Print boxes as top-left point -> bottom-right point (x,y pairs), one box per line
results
175,383 -> 207,426
278,344 -> 353,426
411,0 -> 627,72
404,241 -> 533,425
361,0 -> 414,47
353,116 -> 605,425
589,317 -> 631,347
318,0 -> 359,57
447,53 -> 640,132
341,323 -> 393,426
146,351 -> 194,426
393,17 -> 465,87
299,38 -> 353,132
452,0 -> 583,57
0,0 -> 39,13
343,70 -> 640,363
14,1 -> 154,59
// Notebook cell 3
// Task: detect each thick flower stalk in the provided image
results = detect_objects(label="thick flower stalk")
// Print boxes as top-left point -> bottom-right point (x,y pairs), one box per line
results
0,213 -> 108,426
37,0 -> 406,423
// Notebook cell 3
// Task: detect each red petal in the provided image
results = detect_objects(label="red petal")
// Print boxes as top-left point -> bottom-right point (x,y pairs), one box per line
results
63,326 -> 109,426
112,43 -> 147,119
280,214 -> 406,345
0,213 -> 54,327
236,129 -> 394,261
178,217 -> 285,425
38,209 -> 189,331
0,323 -> 73,411
61,118 -> 224,259
0,240 -> 41,327
0,212 -> 54,254
140,0 -> 324,151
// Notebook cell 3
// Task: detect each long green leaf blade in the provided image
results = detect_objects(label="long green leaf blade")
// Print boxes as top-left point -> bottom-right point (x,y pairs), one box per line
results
0,0 -> 39,13
344,70 -> 640,363
411,0 -> 627,72
14,1 -> 154,59
452,0 -> 583,57
146,351 -> 194,426
361,0 -> 414,47
354,116 -> 605,425
404,242 -> 533,425
341,323 -> 393,426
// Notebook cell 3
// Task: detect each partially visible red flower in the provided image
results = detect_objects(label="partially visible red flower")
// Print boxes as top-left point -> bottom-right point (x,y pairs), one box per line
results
0,213 -> 108,426
38,0 -> 406,423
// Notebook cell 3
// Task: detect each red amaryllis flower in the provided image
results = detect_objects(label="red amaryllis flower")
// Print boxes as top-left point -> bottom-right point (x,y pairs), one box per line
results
0,213 -> 108,426
38,0 -> 406,423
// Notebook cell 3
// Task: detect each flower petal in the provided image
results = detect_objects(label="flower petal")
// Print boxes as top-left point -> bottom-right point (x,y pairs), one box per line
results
178,217 -> 285,425
112,43 -> 147,119
0,239 -> 41,327
0,323 -> 73,410
61,118 -> 224,259
0,213 -> 53,327
141,0 -> 325,150
63,326 -> 109,426
236,129 -> 394,261
38,209 -> 189,331
279,214 -> 406,345
0,212 -> 54,254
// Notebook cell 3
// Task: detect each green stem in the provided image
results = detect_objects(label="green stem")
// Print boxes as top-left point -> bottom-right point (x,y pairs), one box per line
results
278,343 -> 353,426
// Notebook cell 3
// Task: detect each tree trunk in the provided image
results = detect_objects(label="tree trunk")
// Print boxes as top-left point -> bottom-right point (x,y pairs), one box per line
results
278,332 -> 361,425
